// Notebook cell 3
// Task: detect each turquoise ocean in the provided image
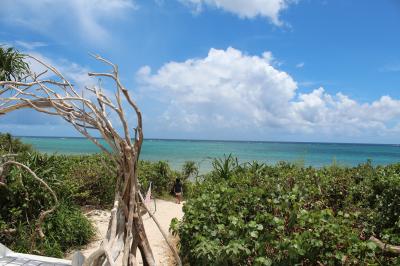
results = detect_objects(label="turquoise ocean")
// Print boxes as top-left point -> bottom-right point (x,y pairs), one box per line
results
20,137 -> 400,173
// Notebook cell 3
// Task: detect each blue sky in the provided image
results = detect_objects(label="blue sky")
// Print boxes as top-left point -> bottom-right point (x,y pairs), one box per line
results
1,0 -> 400,143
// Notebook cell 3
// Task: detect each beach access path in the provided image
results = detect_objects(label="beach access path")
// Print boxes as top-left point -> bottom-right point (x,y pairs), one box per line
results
67,199 -> 184,265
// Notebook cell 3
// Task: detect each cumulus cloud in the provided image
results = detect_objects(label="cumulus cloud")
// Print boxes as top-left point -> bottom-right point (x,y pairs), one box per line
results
138,47 -> 297,129
292,89 -> 400,136
137,47 -> 400,140
179,0 -> 295,25
0,0 -> 135,43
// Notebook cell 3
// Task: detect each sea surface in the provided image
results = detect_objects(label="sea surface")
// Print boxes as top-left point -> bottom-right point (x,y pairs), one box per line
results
20,137 -> 400,172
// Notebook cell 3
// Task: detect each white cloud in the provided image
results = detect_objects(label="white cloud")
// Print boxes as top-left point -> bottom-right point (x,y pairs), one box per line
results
138,47 -> 297,130
0,0 -> 136,43
290,89 -> 400,140
296,62 -> 305,68
137,47 -> 400,141
179,0 -> 295,25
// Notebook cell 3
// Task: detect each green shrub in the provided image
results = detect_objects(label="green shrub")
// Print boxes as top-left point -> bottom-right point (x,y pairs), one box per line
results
40,203 -> 94,257
173,158 -> 400,265
0,203 -> 94,258
0,151 -> 97,257
62,154 -> 116,207
2,151 -> 116,208
138,160 -> 180,196
0,134 -> 110,257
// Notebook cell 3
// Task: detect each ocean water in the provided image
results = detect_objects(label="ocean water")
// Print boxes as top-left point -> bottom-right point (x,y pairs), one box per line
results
20,137 -> 400,172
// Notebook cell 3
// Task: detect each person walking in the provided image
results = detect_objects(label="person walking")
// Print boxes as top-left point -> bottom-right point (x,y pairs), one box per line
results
173,178 -> 183,204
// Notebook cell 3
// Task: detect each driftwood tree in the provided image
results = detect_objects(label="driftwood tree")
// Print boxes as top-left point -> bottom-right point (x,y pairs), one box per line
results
0,55 -> 173,266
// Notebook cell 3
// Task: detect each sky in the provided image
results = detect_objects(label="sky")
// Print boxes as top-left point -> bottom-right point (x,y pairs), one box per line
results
1,0 -> 400,143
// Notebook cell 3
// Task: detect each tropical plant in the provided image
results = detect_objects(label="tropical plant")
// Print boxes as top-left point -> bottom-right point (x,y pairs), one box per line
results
211,154 -> 239,180
182,160 -> 199,180
0,46 -> 30,82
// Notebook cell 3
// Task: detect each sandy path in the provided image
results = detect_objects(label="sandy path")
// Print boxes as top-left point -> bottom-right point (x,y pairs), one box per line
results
72,199 -> 183,265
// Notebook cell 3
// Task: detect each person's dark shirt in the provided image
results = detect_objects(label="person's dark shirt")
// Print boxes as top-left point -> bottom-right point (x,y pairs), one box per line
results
174,182 -> 182,193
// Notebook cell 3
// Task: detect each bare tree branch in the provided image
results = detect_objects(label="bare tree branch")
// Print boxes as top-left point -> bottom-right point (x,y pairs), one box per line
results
369,236 -> 400,254
0,54 -> 161,266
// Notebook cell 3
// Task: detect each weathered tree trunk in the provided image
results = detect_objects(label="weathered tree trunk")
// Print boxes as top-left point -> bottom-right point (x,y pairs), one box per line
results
0,54 -> 160,265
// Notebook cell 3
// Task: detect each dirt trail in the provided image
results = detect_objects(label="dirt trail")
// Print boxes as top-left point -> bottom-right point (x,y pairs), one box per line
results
69,199 -> 184,265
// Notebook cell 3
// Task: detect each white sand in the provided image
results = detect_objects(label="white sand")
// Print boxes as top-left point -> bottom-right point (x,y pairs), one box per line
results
69,199 -> 183,265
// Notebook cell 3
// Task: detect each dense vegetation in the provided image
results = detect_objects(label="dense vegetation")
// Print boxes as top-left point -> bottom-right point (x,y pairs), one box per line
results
0,138 -> 106,257
0,133 -> 196,257
171,156 -> 400,265
3,133 -> 399,264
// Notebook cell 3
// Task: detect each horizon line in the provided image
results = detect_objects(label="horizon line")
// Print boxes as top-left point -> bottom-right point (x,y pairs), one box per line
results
14,135 -> 400,146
